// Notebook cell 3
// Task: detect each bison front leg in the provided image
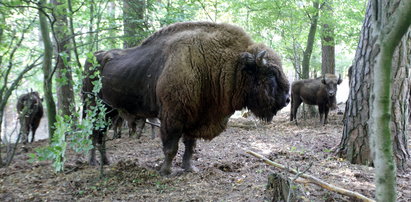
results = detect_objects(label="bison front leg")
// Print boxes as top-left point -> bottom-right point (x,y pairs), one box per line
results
99,133 -> 110,165
30,130 -> 35,143
150,125 -> 156,139
135,119 -> 145,139
318,105 -> 326,125
160,125 -> 183,175
89,131 -> 109,166
182,137 -> 198,172
323,107 -> 330,125
290,97 -> 301,125
89,144 -> 98,166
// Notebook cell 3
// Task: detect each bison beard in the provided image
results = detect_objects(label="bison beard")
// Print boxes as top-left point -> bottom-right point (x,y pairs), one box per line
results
83,22 -> 290,175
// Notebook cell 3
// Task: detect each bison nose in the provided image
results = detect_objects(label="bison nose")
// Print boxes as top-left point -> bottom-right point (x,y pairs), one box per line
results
285,95 -> 290,105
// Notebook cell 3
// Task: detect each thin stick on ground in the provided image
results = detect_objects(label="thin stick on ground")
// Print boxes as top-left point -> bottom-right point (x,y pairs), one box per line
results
245,150 -> 375,202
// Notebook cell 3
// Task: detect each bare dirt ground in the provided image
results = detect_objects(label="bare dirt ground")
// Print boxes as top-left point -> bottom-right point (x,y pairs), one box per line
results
1,109 -> 410,201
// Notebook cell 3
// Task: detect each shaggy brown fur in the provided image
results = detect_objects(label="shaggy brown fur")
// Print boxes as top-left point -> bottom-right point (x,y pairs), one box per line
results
84,22 -> 290,175
290,74 -> 342,125
16,91 -> 43,144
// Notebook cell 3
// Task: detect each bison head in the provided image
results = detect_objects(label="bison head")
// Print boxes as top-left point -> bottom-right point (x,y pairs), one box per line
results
321,74 -> 342,97
241,49 -> 290,122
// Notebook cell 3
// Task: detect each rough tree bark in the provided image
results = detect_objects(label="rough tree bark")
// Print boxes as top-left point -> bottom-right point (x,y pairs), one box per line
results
320,0 -> 335,75
123,0 -> 146,48
338,0 -> 410,170
0,13 -> 4,166
52,0 -> 76,118
39,0 -> 57,139
369,0 -> 411,200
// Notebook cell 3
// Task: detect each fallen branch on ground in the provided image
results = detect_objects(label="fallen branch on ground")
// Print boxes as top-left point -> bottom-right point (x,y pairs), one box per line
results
246,150 -> 375,202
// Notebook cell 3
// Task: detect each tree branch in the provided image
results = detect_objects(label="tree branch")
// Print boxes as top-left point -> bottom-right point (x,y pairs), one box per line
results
246,150 -> 375,202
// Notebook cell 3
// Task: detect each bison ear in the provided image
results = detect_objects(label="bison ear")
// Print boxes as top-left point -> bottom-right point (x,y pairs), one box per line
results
256,50 -> 267,66
337,74 -> 343,84
240,52 -> 256,74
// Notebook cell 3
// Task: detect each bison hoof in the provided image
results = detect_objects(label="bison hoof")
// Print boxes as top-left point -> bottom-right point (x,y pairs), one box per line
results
184,165 -> 199,173
102,159 -> 110,165
160,166 -> 172,176
89,160 -> 98,166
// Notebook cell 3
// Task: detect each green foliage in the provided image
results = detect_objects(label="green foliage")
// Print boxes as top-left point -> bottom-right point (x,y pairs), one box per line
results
31,114 -> 69,172
29,52 -> 108,173
69,111 -> 94,153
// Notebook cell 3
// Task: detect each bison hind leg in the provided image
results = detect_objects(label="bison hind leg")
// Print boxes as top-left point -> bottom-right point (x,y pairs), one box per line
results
182,137 -> 198,173
159,124 -> 183,176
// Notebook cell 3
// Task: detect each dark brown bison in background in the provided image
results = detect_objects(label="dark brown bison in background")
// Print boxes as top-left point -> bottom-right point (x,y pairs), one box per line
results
290,74 -> 342,125
83,22 -> 290,175
16,91 -> 43,144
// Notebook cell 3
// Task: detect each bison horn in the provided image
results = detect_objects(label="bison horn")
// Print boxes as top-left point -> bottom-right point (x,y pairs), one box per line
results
338,74 -> 343,84
256,50 -> 267,66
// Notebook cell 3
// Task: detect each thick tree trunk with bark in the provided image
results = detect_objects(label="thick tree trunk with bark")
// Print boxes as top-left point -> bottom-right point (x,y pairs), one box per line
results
0,13 -> 4,166
338,5 -> 373,165
52,0 -> 75,118
370,0 -> 411,200
338,0 -> 410,171
123,0 -> 146,48
39,0 -> 57,139
390,31 -> 410,171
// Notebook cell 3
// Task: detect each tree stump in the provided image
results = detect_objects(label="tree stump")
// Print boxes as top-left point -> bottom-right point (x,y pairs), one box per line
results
266,173 -> 303,202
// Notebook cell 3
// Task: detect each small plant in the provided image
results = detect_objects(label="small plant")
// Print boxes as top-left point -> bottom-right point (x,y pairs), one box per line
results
30,114 -> 69,172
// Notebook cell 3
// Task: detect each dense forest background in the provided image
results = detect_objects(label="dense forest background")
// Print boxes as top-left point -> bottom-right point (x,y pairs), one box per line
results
0,0 -> 366,102
1,0 -> 410,201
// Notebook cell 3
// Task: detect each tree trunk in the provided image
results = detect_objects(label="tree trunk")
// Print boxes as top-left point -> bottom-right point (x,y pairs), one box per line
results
123,0 -> 146,48
39,0 -> 57,140
52,0 -> 76,118
320,0 -> 335,75
301,1 -> 320,79
338,0 -> 410,172
371,0 -> 411,199
108,0 -> 117,48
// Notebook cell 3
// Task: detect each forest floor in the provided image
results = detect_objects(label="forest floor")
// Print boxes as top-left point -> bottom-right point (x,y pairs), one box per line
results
1,108 -> 411,201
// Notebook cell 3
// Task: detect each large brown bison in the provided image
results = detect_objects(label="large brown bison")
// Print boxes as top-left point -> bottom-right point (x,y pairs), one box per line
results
290,74 -> 342,125
83,22 -> 290,175
16,91 -> 43,144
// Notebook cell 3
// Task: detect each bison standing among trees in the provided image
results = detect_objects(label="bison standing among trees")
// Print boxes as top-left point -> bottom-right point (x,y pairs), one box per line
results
83,22 -> 290,175
290,74 -> 342,125
16,91 -> 43,144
